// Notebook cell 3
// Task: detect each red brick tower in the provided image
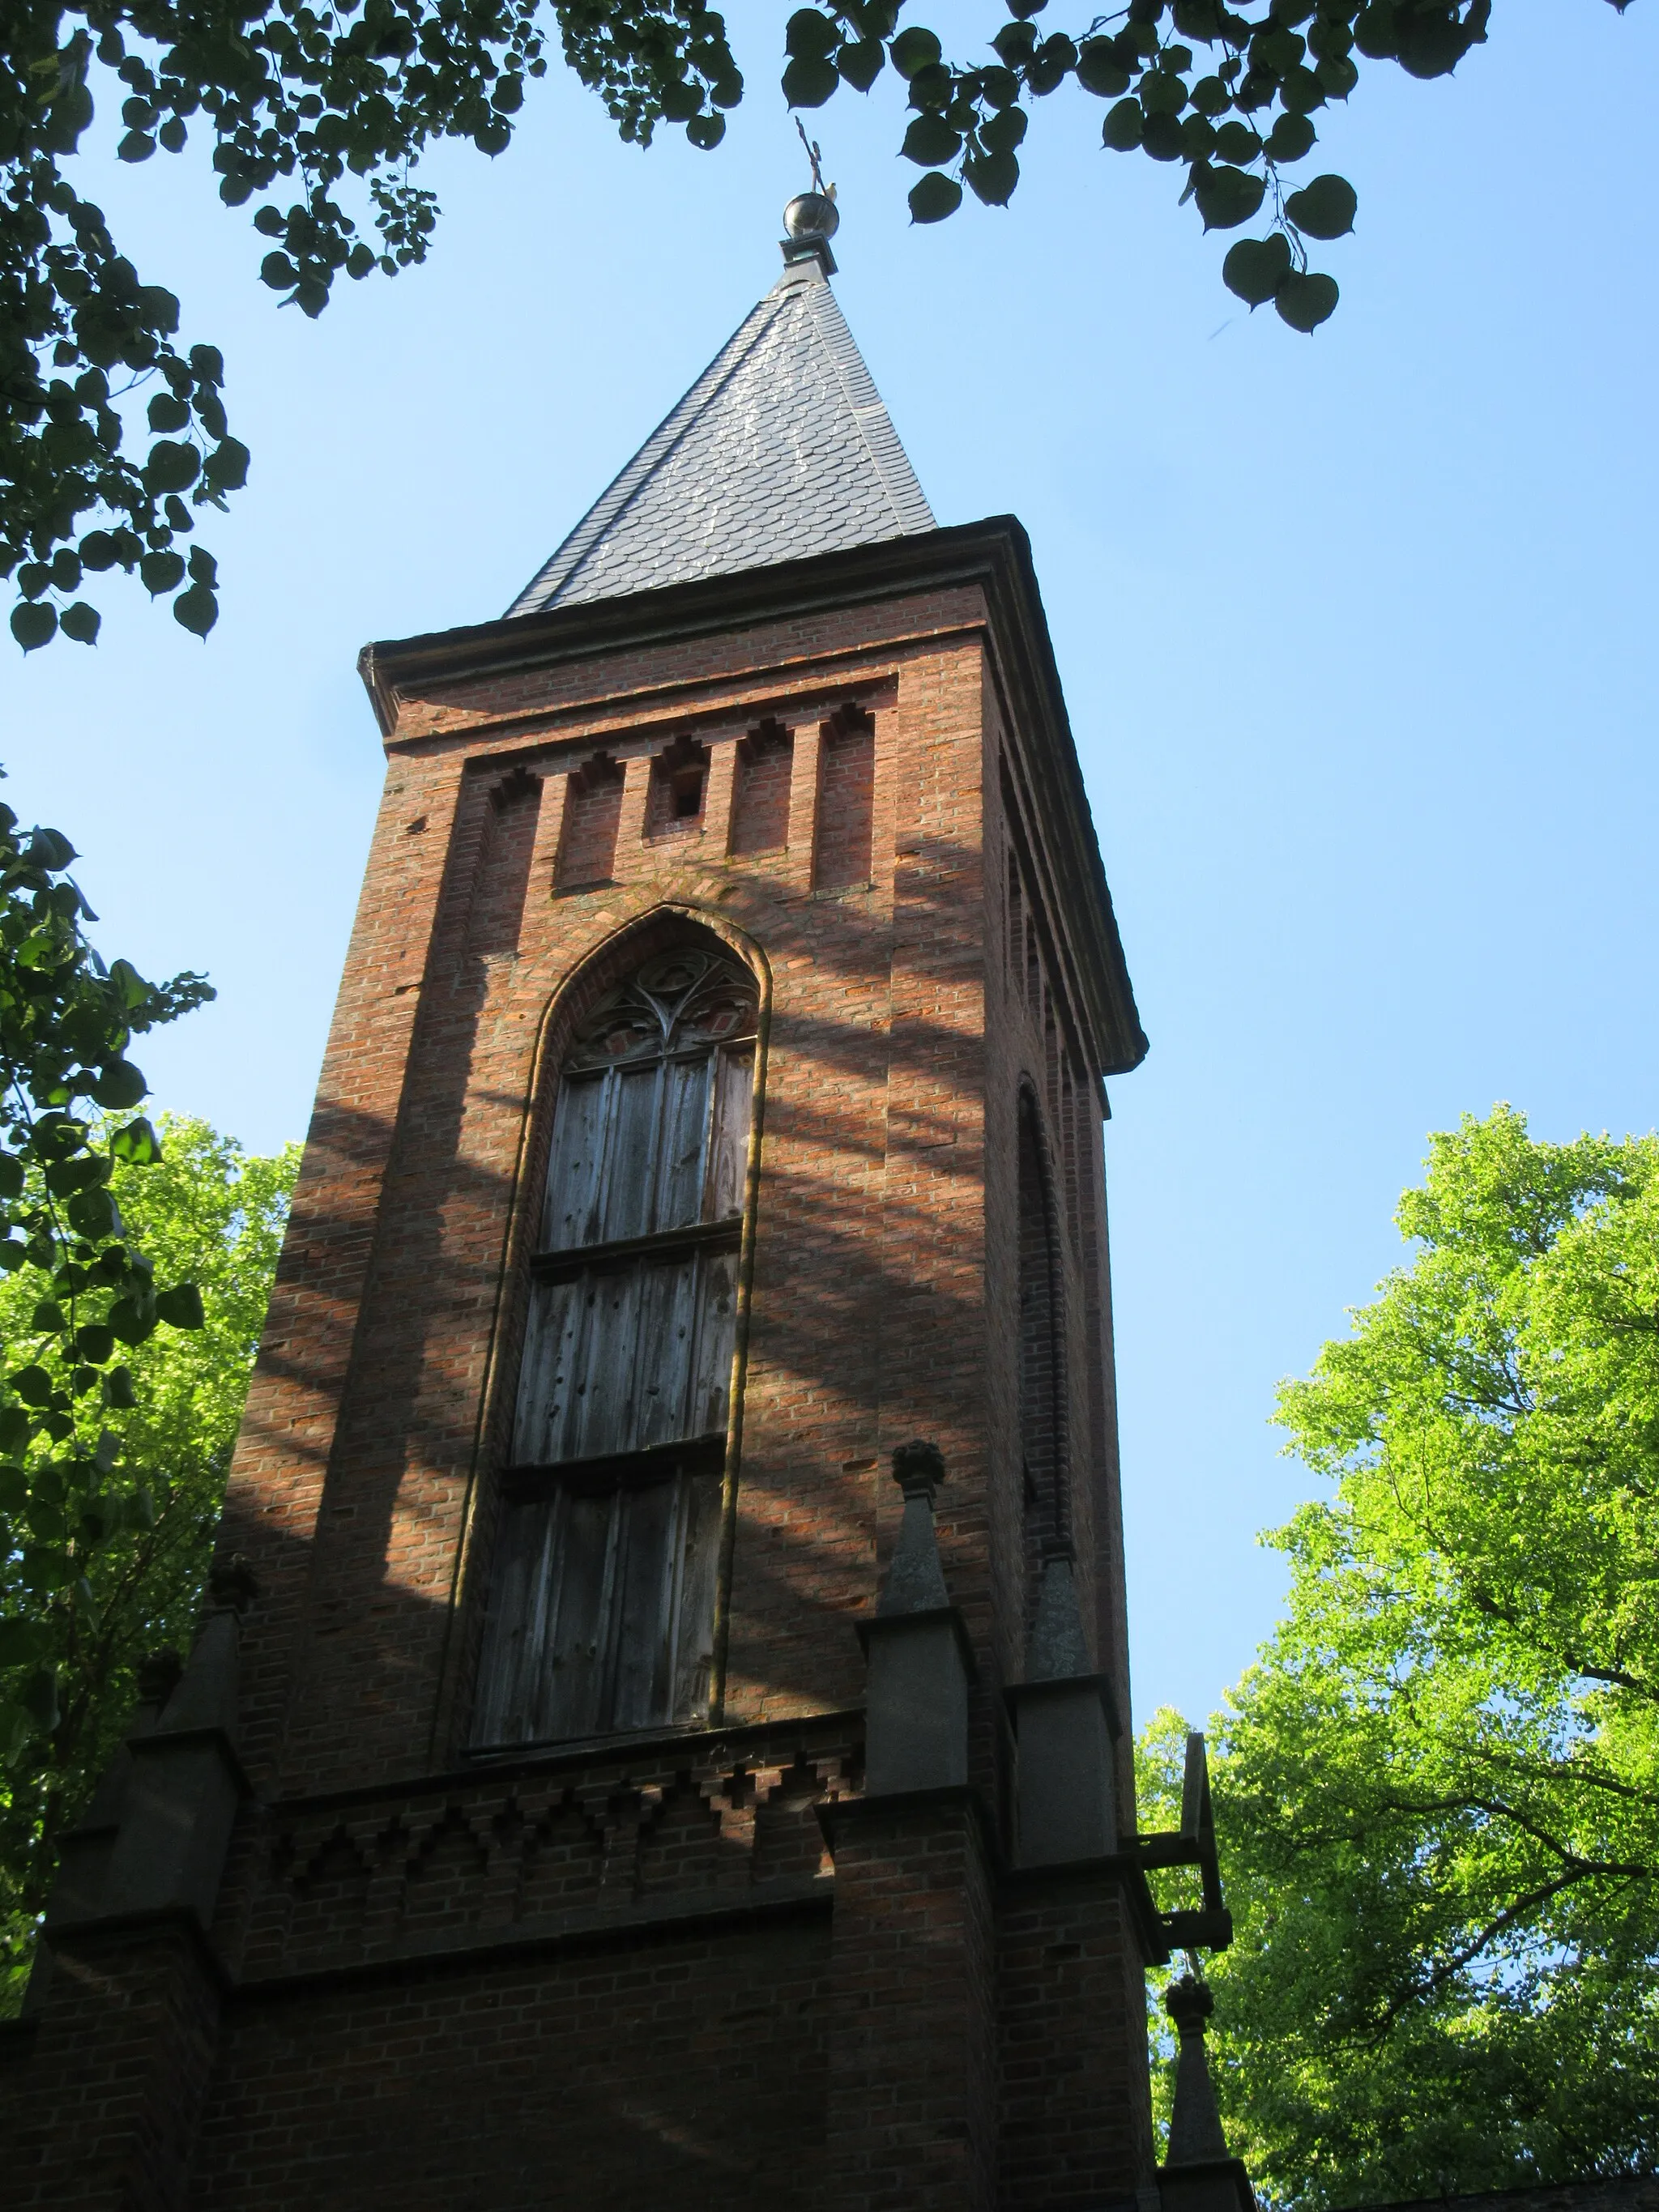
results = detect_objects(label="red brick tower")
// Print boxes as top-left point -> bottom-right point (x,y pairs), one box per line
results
2,193 -> 1239,2212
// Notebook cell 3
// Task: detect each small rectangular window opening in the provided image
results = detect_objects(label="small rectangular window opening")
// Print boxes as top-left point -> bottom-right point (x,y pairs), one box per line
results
648,739 -> 710,840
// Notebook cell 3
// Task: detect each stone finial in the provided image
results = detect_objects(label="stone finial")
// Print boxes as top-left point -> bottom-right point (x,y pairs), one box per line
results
153,1562 -> 256,1740
207,1554 -> 259,1615
1026,1546 -> 1091,1681
1164,1974 -> 1231,2167
877,1441 -> 949,1617
135,1647 -> 184,1714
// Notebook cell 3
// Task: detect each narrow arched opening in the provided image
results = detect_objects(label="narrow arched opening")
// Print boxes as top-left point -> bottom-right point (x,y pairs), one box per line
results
473,934 -> 760,1748
1017,1085 -> 1068,1617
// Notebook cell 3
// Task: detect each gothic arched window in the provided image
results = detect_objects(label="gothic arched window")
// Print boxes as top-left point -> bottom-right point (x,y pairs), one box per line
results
474,944 -> 759,1749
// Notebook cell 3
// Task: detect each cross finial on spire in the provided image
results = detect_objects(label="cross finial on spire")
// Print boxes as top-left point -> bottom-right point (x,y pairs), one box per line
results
795,115 -> 829,196
783,119 -> 839,275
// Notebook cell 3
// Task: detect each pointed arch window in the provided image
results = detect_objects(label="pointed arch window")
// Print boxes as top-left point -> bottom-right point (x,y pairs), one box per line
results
474,945 -> 759,1750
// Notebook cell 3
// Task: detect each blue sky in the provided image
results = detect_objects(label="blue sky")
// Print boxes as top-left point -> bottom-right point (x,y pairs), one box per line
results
2,3 -> 1654,1731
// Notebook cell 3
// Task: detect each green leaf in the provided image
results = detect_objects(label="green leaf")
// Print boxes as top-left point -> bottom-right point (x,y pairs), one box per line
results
1026,34 -> 1078,96
144,440 -> 202,493
1214,120 -> 1260,163
785,9 -> 838,58
110,1118 -> 162,1165
1076,40 -> 1131,97
79,531 -> 118,573
203,438 -> 250,492
1354,1 -> 1397,57
902,112 -> 962,166
22,1664 -> 59,1731
1286,173 -> 1357,240
1174,0 -> 1224,35
889,27 -> 942,79
117,130 -> 156,164
108,1296 -> 156,1346
173,585 -> 219,638
60,602 -> 100,646
782,54 -> 838,108
156,1282 -> 206,1331
147,393 -> 190,433
0,1156 -> 22,1200
31,1300 -> 67,1332
11,603 -> 58,653
102,1364 -> 136,1409
1141,70 -> 1188,116
1102,98 -> 1144,151
92,1059 -> 147,1110
1194,165 -> 1266,232
0,1407 -> 28,1455
965,150 -> 1020,207
1222,232 -> 1295,307
684,112 -> 726,149
1267,112 -> 1316,160
66,1185 -> 117,1238
11,1366 -> 55,1407
992,20 -> 1038,66
1141,112 -> 1185,161
980,107 -> 1028,155
837,40 -> 885,91
139,550 -> 186,597
73,1323 -> 116,1364
907,172 -> 963,224
260,251 -> 298,292
1278,64 -> 1326,113
0,1618 -> 49,1670
1275,269 -> 1340,331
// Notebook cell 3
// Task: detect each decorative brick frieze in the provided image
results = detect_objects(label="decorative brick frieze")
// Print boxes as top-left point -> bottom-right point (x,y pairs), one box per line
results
224,1717 -> 860,1986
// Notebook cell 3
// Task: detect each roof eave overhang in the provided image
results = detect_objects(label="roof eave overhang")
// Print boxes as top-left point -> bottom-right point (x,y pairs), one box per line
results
356,518 -> 1147,1079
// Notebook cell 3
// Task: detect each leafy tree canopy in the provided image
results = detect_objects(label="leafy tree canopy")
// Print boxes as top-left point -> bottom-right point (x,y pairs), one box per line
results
0,2 -> 1636,650
1141,1106 -> 1659,2204
0,1111 -> 297,2013
0,791 -> 217,1775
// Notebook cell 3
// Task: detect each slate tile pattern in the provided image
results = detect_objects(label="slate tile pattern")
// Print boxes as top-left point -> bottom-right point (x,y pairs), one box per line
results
507,254 -> 935,616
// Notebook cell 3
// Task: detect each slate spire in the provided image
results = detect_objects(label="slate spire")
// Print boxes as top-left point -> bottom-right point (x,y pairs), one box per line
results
506,193 -> 934,617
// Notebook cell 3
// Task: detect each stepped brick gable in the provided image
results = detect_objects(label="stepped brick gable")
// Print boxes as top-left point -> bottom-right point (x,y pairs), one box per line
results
1,198 -> 1248,2212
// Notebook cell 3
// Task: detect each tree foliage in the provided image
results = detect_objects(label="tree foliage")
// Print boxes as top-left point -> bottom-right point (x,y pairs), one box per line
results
0,1112 -> 297,2013
1,2 -> 1636,650
1146,1106 -> 1659,2204
0,797 -> 215,1764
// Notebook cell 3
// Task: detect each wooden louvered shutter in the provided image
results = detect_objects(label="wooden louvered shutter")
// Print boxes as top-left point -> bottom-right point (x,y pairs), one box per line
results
475,949 -> 757,1749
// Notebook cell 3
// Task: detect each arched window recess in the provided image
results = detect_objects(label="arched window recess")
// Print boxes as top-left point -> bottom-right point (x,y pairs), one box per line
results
473,941 -> 760,1750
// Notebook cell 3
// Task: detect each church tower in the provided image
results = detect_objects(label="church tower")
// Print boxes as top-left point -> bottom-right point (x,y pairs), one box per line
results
3,194 -> 1240,2212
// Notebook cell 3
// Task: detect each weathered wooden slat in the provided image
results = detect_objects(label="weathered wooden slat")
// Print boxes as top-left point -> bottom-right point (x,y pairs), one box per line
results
542,1070 -> 608,1250
689,1250 -> 739,1441
601,1062 -> 662,1242
655,1055 -> 711,1230
672,1473 -> 721,1724
609,1478 -> 677,1730
706,1044 -> 753,1221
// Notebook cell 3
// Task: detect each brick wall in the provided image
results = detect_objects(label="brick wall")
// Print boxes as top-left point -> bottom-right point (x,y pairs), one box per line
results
6,531 -> 1158,2211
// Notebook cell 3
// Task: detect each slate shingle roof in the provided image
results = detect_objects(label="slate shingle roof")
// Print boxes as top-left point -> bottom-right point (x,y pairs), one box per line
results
506,250 -> 934,617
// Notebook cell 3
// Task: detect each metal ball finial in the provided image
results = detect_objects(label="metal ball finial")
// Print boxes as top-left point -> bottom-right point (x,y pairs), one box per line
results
783,190 -> 840,245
